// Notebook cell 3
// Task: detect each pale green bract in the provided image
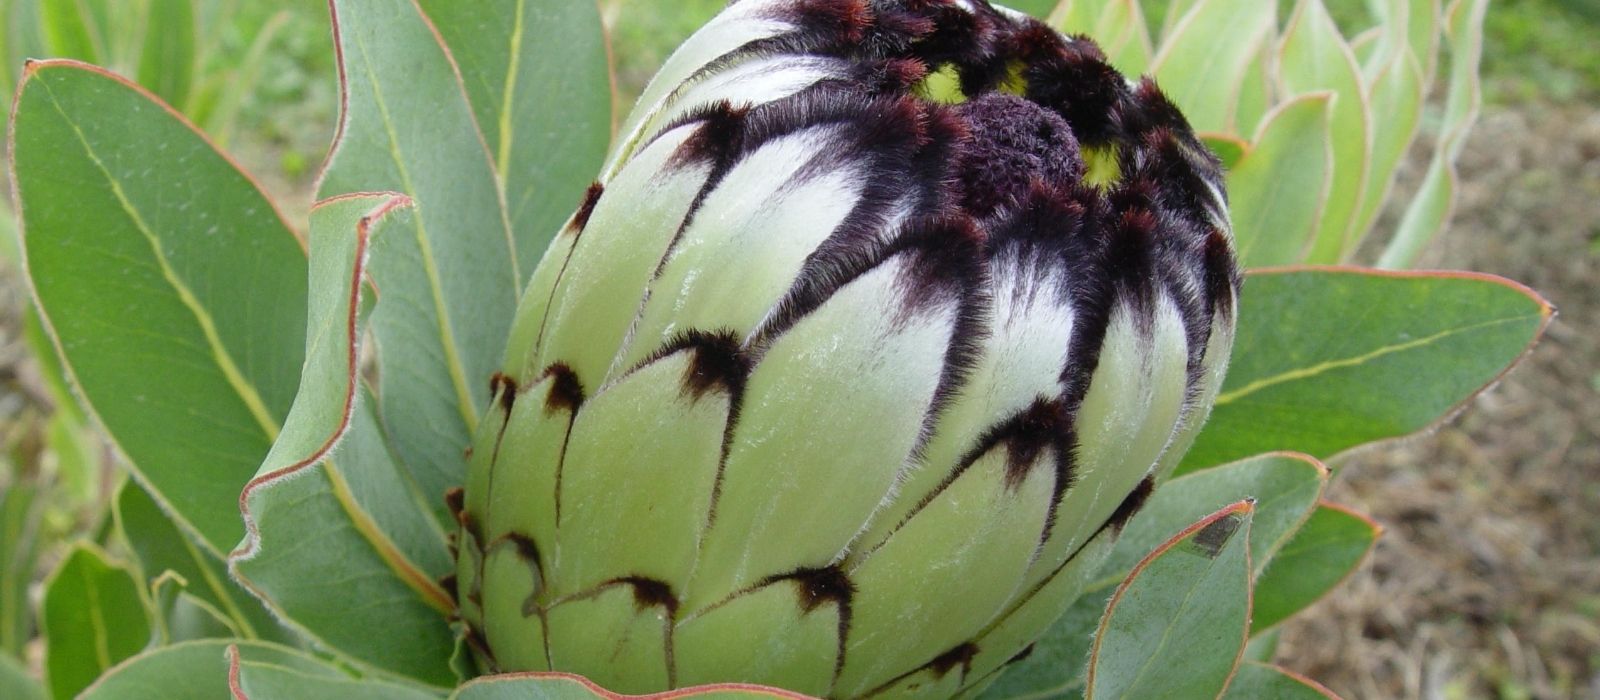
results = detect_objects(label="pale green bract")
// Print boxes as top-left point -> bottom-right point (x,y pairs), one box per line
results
454,1 -> 1239,697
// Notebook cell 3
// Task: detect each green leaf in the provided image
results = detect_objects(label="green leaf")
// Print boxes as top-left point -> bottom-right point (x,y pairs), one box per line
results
1277,0 -> 1370,264
1251,502 -> 1380,632
416,0 -> 613,279
1231,40 -> 1273,137
0,651 -> 45,700
0,478 -> 43,658
1227,94 -> 1334,268
1348,47 -> 1425,253
452,674 -> 815,700
39,0 -> 102,62
1376,0 -> 1486,269
231,193 -> 457,686
135,0 -> 196,108
1049,0 -> 1153,76
1200,134 -> 1247,171
1101,453 -> 1327,583
194,10 -> 290,145
79,639 -> 350,699
318,0 -> 520,520
1150,0 -> 1275,133
42,542 -> 152,700
1222,661 -> 1341,699
228,644 -> 444,700
113,480 -> 288,644
1085,502 -> 1254,700
1180,268 -> 1552,471
999,0 -> 1058,19
10,60 -> 309,555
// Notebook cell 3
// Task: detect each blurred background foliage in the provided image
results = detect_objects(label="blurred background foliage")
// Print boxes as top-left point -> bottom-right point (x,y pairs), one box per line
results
0,1 -> 1595,698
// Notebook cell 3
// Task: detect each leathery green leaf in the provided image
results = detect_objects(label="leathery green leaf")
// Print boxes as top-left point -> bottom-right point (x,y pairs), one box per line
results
1099,453 -> 1327,583
135,0 -> 196,108
230,194 -> 456,686
0,651 -> 44,700
10,59 -> 308,555
1251,502 -> 1380,632
1000,0 -> 1057,19
0,478 -> 42,658
1227,93 -> 1333,268
228,643 -> 444,700
1348,48 -> 1424,253
1278,0 -> 1370,264
113,480 -> 288,644
318,0 -> 520,519
1049,0 -> 1153,76
39,0 -> 102,62
415,0 -> 613,275
1181,268 -> 1551,471
1377,0 -> 1486,269
451,673 -> 817,700
1086,502 -> 1254,700
78,639 -> 350,700
42,542 -> 152,700
1223,662 -> 1342,699
1150,0 -> 1275,133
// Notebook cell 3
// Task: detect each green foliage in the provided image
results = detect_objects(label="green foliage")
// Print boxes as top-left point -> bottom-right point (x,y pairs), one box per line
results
41,543 -> 151,699
0,1 -> 1547,699
1181,269 -> 1551,471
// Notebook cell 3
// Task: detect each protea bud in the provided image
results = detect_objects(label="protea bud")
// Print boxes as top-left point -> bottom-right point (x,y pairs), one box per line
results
451,1 -> 1239,697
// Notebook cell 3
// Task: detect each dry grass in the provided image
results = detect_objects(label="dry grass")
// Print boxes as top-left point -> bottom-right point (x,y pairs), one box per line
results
1277,105 -> 1600,700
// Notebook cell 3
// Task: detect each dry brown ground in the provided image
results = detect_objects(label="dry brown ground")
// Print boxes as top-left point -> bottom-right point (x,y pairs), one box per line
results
1277,104 -> 1600,700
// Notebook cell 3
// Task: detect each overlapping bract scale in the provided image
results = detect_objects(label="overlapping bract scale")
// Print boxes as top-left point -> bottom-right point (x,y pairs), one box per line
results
457,1 -> 1239,697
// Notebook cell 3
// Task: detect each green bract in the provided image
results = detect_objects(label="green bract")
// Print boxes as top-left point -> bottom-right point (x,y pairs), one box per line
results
454,2 -> 1238,696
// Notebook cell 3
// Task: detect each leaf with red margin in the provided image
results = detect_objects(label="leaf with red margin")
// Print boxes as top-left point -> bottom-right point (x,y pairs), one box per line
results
225,644 -> 441,700
1100,452 -> 1328,584
229,193 -> 459,687
414,0 -> 614,272
451,672 -> 821,700
78,640 -> 344,700
9,59 -> 308,556
1222,661 -> 1342,699
1250,501 -> 1381,633
1086,501 -> 1254,700
317,0 -> 522,521
1179,267 -> 1553,473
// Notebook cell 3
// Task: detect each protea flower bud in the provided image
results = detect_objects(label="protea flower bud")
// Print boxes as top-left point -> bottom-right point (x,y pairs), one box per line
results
451,1 -> 1239,697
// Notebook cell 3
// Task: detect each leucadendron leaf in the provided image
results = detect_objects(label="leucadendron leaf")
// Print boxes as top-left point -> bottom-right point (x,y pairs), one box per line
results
1227,93 -> 1334,267
1086,502 -> 1255,700
1251,502 -> 1381,632
42,542 -> 153,700
113,481 -> 288,644
1048,0 -> 1153,75
9,59 -> 308,556
414,0 -> 613,280
1377,0 -> 1487,269
0,478 -> 42,658
316,0 -> 520,525
230,194 -> 457,686
1277,0 -> 1370,264
1150,0 -> 1275,134
78,639 -> 441,700
1179,268 -> 1552,472
0,651 -> 44,700
1222,662 -> 1342,699
452,674 -> 816,700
